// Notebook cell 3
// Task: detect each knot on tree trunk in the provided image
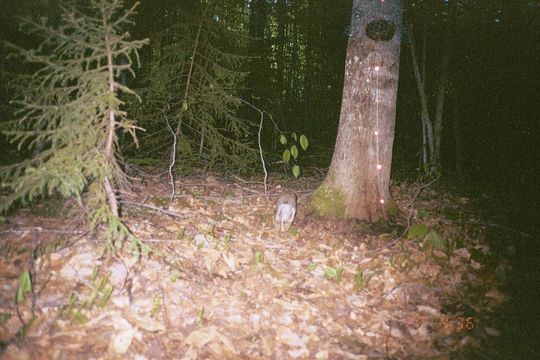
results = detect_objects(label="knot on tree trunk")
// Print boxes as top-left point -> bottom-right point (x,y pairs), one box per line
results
365,19 -> 396,41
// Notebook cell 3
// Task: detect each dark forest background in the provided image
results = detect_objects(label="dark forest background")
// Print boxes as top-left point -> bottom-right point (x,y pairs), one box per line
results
0,1 -> 539,356
0,0 -> 538,231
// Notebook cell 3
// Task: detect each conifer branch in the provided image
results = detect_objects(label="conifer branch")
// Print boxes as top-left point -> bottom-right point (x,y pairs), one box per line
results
1,0 -> 148,246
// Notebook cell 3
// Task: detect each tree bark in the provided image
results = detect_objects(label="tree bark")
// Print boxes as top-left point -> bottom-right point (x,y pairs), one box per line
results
312,0 -> 402,222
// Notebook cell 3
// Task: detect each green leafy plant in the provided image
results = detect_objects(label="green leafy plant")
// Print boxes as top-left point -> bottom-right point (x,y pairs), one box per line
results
55,272 -> 114,325
279,132 -> 309,178
84,273 -> 114,309
408,223 -> 447,250
324,266 -> 344,283
407,223 -> 429,239
353,270 -> 373,291
97,281 -> 113,309
424,230 -> 446,250
17,270 -> 32,303
57,293 -> 87,325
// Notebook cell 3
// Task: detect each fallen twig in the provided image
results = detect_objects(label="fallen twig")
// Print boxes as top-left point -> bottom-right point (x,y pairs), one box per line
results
122,201 -> 184,219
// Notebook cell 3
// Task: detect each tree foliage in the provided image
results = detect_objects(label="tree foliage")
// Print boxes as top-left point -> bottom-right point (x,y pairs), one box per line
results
0,0 -> 148,246
136,2 -> 257,171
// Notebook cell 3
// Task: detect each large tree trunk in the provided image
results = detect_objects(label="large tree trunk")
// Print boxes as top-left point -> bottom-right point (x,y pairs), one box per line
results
311,0 -> 402,222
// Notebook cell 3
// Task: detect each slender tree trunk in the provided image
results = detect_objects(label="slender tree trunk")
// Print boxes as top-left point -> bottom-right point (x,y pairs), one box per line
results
433,1 -> 453,171
303,0 -> 314,125
422,120 -> 428,168
420,25 -> 428,167
312,0 -> 403,222
406,21 -> 435,165
453,103 -> 464,178
290,21 -> 300,108
433,55 -> 447,169
421,25 -> 426,86
276,0 -> 287,97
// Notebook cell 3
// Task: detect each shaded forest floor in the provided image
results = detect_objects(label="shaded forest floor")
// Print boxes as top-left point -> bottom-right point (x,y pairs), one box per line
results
0,170 -> 509,359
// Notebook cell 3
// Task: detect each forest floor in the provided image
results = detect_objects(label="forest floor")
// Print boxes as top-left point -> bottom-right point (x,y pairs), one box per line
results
0,169 -> 507,359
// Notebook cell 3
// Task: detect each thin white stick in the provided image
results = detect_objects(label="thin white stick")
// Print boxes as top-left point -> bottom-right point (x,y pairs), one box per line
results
235,97 -> 268,194
164,111 -> 177,201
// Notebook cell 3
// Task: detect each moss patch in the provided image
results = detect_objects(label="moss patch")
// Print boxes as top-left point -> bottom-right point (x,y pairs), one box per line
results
386,196 -> 400,219
310,183 -> 346,218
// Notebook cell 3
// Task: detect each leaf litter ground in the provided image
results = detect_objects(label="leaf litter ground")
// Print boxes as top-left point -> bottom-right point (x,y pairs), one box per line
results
0,171 -> 506,359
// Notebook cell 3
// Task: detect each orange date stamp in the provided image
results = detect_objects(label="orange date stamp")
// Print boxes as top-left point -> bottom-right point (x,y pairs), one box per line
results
440,316 -> 476,332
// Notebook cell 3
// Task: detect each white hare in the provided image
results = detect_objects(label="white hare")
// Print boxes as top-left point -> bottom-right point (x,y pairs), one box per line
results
275,192 -> 297,231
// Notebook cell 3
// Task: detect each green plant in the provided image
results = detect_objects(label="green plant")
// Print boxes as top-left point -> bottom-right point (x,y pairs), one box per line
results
57,292 -> 87,325
151,293 -> 161,317
56,272 -> 114,324
254,252 -> 264,266
408,223 -> 447,250
176,226 -> 185,240
324,266 -> 344,283
1,0 -> 148,249
196,306 -> 205,325
222,234 -> 232,251
15,316 -> 37,347
17,270 -> 32,303
424,230 -> 446,250
407,223 -> 429,239
353,270 -> 373,291
84,273 -> 114,309
170,272 -> 181,283
0,311 -> 12,324
279,132 -> 309,178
